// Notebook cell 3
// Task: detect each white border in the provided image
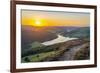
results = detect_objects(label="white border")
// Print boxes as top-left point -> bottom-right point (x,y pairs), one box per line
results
16,4 -> 95,69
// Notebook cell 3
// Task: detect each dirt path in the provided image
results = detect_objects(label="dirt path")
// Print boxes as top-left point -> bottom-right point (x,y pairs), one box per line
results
57,44 -> 88,60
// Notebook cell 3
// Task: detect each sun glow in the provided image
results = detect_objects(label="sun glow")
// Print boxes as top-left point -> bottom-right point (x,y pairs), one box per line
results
33,20 -> 43,27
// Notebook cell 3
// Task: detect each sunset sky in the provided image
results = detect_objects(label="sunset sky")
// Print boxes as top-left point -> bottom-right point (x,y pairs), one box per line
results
21,10 -> 90,27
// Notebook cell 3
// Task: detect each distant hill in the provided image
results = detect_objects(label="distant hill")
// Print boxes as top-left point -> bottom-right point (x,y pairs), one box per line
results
63,27 -> 90,38
21,25 -> 58,49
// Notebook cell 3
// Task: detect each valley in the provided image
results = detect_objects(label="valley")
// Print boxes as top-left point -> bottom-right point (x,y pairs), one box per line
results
21,25 -> 90,63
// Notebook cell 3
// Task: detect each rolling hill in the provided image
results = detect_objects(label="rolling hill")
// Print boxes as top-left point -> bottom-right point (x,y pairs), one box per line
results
62,27 -> 90,38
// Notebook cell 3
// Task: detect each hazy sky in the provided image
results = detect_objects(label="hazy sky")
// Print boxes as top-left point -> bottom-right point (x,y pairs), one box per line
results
21,10 -> 90,27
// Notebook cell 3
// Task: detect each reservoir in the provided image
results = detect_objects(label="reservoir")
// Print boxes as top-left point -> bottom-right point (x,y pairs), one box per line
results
42,34 -> 77,46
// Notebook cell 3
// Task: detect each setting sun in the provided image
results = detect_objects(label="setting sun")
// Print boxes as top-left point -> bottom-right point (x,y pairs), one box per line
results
35,20 -> 41,26
33,20 -> 43,27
